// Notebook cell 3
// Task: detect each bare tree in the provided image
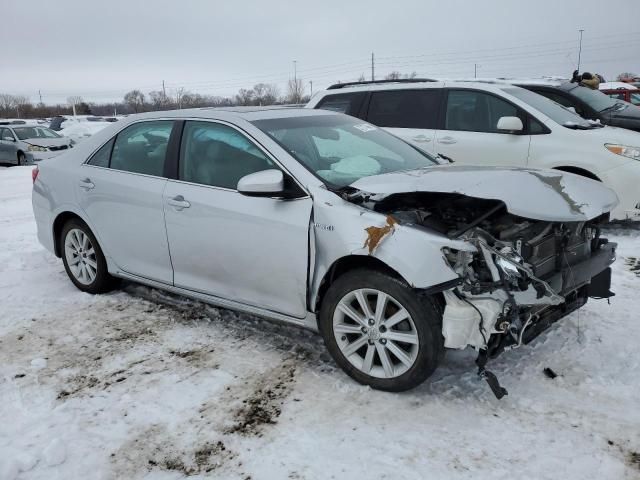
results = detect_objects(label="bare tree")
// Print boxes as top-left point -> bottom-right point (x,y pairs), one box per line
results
149,90 -> 172,110
358,73 -> 366,82
286,78 -> 305,104
384,71 -> 417,81
252,83 -> 280,105
13,95 -> 31,118
235,88 -> 255,106
124,90 -> 146,113
175,87 -> 186,109
0,93 -> 16,116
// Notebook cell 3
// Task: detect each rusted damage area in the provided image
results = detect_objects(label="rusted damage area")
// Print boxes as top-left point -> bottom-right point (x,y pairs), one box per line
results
363,215 -> 397,254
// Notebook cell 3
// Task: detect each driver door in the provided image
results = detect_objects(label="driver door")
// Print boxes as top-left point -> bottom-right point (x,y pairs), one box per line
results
163,120 -> 312,318
434,89 -> 531,166
0,128 -> 16,162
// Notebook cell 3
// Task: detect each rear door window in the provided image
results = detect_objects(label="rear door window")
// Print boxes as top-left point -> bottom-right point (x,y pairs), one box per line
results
87,139 -> 114,167
109,121 -> 174,176
366,89 -> 441,128
316,92 -> 367,116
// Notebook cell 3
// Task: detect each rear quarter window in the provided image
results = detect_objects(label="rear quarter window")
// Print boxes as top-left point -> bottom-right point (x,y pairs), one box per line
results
316,92 -> 367,117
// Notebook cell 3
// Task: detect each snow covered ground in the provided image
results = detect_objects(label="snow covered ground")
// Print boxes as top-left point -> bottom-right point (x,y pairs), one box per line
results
1,165 -> 639,480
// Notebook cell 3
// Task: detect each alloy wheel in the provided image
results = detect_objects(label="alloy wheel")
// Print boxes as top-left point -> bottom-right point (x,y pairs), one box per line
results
64,228 -> 98,285
333,288 -> 420,379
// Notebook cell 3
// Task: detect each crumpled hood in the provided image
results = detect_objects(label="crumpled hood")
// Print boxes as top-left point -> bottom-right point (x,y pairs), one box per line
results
23,137 -> 70,148
350,165 -> 619,222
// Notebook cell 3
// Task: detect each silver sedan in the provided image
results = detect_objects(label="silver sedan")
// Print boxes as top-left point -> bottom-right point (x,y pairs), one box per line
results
0,125 -> 73,165
31,107 -> 617,393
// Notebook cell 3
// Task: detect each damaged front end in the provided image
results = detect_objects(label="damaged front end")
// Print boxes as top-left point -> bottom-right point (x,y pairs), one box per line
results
344,188 -> 617,398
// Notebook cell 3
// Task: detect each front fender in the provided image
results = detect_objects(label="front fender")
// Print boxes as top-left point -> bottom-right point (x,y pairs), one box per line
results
309,187 -> 474,309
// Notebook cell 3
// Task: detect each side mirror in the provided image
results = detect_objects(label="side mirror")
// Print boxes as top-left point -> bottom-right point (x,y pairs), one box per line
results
237,169 -> 285,197
496,116 -> 524,133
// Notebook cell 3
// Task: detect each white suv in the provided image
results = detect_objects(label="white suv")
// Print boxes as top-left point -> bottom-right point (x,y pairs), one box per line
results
307,80 -> 640,220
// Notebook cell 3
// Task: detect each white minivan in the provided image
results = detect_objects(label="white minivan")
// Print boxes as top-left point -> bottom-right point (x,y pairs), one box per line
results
307,80 -> 640,220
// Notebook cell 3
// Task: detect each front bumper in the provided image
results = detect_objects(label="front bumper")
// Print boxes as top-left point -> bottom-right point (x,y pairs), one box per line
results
600,161 -> 640,221
490,242 -> 616,357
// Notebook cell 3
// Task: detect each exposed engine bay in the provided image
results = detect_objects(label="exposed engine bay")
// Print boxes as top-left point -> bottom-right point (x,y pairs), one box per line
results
344,189 -> 617,398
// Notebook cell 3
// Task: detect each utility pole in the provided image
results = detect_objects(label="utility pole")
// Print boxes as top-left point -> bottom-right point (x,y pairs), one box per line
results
293,60 -> 297,82
371,52 -> 375,81
309,80 -> 313,97
38,90 -> 43,105
162,80 -> 166,101
577,29 -> 584,72
474,63 -> 477,78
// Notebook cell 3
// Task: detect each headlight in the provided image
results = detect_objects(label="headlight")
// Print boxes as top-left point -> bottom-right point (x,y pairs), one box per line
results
27,144 -> 48,152
605,144 -> 640,160
495,247 -> 523,279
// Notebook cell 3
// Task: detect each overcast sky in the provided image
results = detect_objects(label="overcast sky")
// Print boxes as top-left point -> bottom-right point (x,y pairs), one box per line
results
2,0 -> 639,104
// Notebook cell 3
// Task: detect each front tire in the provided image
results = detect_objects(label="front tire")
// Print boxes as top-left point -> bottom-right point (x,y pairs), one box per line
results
60,219 -> 116,293
319,269 -> 443,392
17,152 -> 25,166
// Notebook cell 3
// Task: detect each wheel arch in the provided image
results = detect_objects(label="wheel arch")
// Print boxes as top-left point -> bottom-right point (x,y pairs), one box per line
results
52,211 -> 87,257
553,165 -> 601,181
313,255 -> 409,314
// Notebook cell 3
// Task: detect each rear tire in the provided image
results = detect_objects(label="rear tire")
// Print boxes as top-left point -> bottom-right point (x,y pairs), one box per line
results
319,269 -> 443,392
60,219 -> 117,293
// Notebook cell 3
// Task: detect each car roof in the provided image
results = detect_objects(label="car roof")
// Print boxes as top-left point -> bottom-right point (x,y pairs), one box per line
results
313,80 -> 527,96
117,106 -> 337,123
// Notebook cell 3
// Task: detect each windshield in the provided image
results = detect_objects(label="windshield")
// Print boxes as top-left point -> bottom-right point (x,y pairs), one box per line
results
13,126 -> 62,140
569,85 -> 619,112
252,115 -> 438,188
503,87 -> 592,128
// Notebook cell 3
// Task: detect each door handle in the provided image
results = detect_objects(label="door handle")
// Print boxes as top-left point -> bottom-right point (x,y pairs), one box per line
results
79,178 -> 95,190
411,135 -> 431,143
168,195 -> 191,210
438,136 -> 457,145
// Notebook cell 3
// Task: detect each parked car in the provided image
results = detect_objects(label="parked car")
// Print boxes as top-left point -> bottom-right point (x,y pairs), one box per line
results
307,79 -> 640,220
32,107 -> 617,395
514,80 -> 640,132
0,124 -> 73,165
599,82 -> 640,106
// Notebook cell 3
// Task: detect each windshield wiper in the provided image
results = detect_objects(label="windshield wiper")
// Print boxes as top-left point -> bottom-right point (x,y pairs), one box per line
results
563,122 -> 592,130
437,153 -> 454,163
600,102 -> 627,113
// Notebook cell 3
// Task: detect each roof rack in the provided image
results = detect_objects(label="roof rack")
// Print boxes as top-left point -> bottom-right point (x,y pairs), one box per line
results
327,78 -> 437,90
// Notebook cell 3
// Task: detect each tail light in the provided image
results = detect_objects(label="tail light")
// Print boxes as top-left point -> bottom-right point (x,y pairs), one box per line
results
32,166 -> 39,184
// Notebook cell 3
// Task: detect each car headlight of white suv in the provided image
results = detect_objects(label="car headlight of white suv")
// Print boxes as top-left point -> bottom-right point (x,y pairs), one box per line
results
27,144 -> 48,152
605,144 -> 640,160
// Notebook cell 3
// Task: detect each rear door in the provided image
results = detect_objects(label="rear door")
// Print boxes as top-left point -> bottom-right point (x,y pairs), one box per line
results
434,89 -> 531,166
163,120 -> 312,318
77,120 -> 176,283
364,89 -> 442,153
